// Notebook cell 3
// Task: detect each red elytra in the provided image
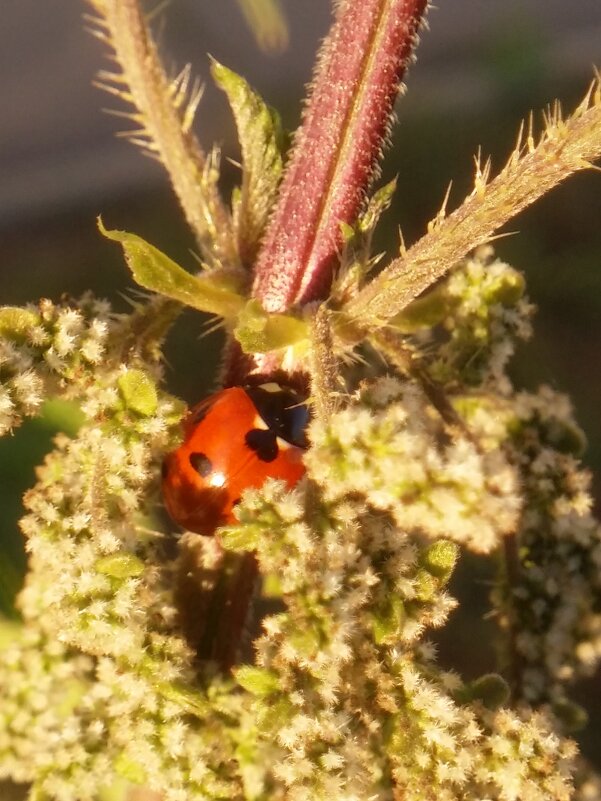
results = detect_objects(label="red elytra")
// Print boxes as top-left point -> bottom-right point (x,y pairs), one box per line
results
161,384 -> 308,535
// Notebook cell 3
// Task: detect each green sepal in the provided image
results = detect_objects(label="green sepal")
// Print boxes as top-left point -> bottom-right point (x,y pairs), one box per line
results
99,221 -> 246,319
95,553 -> 145,579
156,682 -> 212,718
235,665 -> 281,696
117,369 -> 158,417
113,753 -> 146,785
0,307 -> 40,341
289,624 -> 323,658
256,696 -> 295,730
212,60 -> 284,263
220,522 -> 261,552
234,299 -> 307,353
372,595 -> 405,645
414,569 -> 438,602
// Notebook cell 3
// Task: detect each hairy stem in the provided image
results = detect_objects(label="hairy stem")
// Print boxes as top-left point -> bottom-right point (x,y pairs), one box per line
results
309,306 -> 339,423
252,0 -> 428,312
347,79 -> 601,324
90,0 -> 237,265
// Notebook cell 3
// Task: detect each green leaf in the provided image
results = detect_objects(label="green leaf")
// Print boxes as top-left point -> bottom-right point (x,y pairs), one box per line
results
0,307 -> 40,341
212,60 -> 284,264
234,299 -> 308,353
117,369 -> 158,417
41,399 -> 85,437
99,221 -> 246,319
235,665 -> 281,696
359,178 -> 397,235
95,553 -> 145,579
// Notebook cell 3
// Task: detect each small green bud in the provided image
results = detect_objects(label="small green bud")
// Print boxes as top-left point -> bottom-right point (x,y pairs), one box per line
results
0,307 -> 40,341
262,573 -> 283,597
372,595 -> 405,645
420,540 -> 459,583
235,665 -> 281,696
220,521 -> 262,552
117,370 -> 158,417
95,553 -> 145,579
289,625 -> 323,658
461,673 -> 510,710
113,753 -> 147,785
486,269 -> 525,307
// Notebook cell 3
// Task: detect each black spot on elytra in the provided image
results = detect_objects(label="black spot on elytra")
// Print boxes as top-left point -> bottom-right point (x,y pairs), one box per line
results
189,452 -> 213,477
245,428 -> 278,462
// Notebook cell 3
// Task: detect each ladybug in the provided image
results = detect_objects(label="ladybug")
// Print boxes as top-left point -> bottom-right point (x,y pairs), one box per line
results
161,382 -> 309,535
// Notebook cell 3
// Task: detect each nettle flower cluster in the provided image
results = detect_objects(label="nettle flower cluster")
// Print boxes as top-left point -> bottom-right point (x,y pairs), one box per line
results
0,297 -> 243,800
3,1 -> 601,800
1,250 -> 600,801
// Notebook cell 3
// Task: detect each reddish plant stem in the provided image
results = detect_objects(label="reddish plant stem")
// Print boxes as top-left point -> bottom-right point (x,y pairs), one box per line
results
214,0 -> 428,670
252,0 -> 428,313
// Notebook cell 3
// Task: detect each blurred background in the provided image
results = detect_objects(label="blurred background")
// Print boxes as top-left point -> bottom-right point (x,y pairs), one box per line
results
1,0 -> 600,785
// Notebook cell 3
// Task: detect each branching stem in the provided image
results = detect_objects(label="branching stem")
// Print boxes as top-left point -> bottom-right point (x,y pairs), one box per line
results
347,81 -> 601,324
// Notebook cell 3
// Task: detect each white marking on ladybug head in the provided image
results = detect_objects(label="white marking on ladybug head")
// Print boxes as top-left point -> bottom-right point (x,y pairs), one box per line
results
208,471 -> 227,488
258,382 -> 282,393
253,414 -> 269,430
276,436 -> 291,451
